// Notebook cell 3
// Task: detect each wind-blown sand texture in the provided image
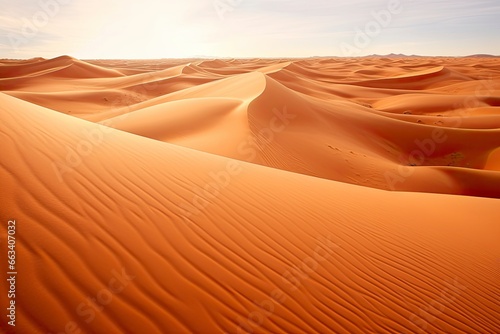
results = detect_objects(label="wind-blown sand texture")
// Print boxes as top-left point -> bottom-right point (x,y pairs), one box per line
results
1,56 -> 499,333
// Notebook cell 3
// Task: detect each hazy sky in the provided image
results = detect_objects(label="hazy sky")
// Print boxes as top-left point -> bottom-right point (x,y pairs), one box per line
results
1,0 -> 499,59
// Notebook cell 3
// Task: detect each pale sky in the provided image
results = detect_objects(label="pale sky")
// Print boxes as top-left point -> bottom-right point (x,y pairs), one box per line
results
1,0 -> 499,59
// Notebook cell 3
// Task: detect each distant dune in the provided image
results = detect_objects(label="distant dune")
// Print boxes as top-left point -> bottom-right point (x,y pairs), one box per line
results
1,56 -> 499,333
465,54 -> 500,58
364,53 -> 500,58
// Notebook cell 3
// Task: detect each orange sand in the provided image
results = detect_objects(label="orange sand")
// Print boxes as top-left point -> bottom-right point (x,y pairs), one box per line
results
0,56 -> 499,333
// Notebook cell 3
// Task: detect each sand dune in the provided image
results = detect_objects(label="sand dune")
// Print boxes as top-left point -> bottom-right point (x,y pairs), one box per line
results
1,56 -> 499,334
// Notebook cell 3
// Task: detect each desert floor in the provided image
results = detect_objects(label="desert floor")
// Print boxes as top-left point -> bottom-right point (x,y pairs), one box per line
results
1,56 -> 499,333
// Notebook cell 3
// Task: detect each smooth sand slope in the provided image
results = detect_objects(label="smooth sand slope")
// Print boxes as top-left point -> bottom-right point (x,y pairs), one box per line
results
1,56 -> 499,333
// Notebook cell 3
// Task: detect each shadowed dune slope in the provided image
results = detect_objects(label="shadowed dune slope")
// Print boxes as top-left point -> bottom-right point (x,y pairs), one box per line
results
0,56 -> 124,91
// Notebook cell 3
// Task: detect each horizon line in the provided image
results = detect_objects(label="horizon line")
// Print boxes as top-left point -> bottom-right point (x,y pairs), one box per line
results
2,53 -> 500,61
